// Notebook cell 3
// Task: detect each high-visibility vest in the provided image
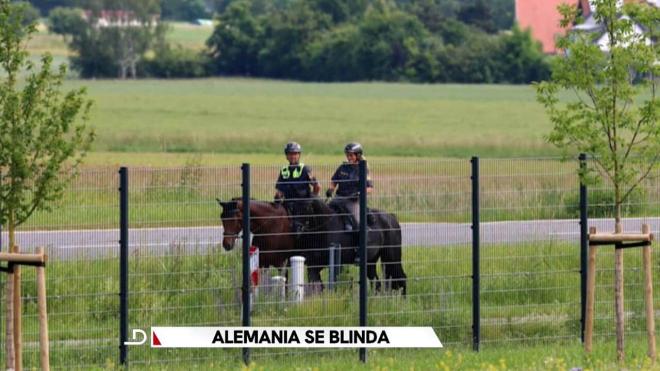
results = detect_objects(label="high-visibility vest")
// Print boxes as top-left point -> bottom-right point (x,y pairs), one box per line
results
281,164 -> 304,180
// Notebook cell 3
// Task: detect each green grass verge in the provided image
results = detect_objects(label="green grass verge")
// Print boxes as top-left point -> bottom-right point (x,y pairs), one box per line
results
123,341 -> 660,370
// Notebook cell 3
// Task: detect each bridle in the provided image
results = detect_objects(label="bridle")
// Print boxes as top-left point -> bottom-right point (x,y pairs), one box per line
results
221,208 -> 274,240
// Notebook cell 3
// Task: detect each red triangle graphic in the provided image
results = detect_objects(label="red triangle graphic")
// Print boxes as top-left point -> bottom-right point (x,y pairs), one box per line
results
152,331 -> 162,346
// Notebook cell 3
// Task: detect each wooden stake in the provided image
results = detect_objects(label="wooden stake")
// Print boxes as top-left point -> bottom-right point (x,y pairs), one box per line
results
0,252 -> 47,265
615,223 -> 624,362
13,246 -> 22,371
585,226 -> 598,353
642,225 -> 656,362
36,247 -> 50,371
5,264 -> 14,370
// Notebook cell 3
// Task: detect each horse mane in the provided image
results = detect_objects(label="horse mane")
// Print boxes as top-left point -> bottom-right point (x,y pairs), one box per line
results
220,199 -> 239,219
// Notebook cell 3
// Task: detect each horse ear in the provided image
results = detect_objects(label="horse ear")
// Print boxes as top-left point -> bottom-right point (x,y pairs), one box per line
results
216,198 -> 226,208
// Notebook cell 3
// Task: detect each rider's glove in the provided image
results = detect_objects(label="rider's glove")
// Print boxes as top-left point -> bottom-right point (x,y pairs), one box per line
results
325,188 -> 333,198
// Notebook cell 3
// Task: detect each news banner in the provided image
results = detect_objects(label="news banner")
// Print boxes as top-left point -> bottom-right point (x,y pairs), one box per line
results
126,327 -> 442,348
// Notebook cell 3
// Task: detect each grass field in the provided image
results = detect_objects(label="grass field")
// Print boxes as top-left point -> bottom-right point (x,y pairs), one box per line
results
53,79 -> 556,160
23,21 -> 562,161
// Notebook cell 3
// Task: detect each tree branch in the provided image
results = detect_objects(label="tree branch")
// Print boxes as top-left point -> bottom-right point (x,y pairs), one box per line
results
622,152 -> 660,202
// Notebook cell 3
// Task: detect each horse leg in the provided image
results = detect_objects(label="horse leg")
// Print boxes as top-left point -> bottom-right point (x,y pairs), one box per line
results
367,262 -> 380,293
376,213 -> 407,297
307,267 -> 324,294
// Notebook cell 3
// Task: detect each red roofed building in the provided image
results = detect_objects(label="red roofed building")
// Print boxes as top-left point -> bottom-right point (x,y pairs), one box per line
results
517,0 -> 657,54
515,0 -> 592,54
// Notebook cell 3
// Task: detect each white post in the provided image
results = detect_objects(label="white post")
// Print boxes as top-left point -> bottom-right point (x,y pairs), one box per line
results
290,256 -> 305,302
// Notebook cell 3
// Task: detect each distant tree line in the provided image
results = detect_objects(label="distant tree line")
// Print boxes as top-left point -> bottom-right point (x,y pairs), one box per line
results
207,0 -> 548,83
43,0 -> 551,83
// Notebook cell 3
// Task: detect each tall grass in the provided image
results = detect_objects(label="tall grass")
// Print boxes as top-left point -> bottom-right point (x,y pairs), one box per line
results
4,238 -> 660,369
18,159 -> 660,230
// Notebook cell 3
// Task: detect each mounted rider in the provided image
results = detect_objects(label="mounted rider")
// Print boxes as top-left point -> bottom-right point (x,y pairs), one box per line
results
274,142 -> 320,237
325,142 -> 373,231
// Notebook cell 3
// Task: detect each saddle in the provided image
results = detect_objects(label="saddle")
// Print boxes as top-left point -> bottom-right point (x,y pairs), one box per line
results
284,202 -> 312,237
328,203 -> 374,231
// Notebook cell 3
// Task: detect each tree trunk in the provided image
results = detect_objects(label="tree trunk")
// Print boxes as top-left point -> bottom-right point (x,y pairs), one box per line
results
130,59 -> 136,79
615,188 -> 625,362
5,216 -> 15,370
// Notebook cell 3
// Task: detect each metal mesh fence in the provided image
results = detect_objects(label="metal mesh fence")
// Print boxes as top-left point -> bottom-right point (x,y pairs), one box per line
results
0,157 -> 658,368
0,168 -> 119,370
366,159 -> 472,347
247,163 -> 358,360
126,167 -> 243,367
479,158 -> 582,344
585,160 -> 660,343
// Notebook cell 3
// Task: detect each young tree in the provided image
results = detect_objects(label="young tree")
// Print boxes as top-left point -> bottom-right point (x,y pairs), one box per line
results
535,0 -> 659,361
0,0 -> 95,368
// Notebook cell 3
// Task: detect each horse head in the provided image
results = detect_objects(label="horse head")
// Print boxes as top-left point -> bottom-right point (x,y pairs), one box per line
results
217,198 -> 243,251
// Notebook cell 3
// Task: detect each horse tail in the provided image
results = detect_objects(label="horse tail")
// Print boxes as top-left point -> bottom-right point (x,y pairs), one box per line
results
381,212 -> 407,296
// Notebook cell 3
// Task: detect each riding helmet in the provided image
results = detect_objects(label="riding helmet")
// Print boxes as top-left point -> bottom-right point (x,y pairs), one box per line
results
344,142 -> 363,156
284,142 -> 302,154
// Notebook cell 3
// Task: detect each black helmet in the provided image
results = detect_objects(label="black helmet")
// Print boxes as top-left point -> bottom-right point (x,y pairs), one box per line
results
344,142 -> 363,156
284,142 -> 302,154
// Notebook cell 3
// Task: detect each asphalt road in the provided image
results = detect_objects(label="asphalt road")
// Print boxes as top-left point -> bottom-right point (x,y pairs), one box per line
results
0,218 -> 658,260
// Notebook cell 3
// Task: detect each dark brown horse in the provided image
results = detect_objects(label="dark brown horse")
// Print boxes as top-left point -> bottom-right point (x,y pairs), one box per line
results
218,198 -> 296,272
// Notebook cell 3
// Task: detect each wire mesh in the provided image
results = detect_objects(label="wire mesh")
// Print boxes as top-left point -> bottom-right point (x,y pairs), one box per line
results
126,167 -> 243,367
585,159 -> 660,344
0,168 -> 119,370
479,158 -> 582,345
366,159 -> 472,348
246,163 -> 358,360
0,157 -> 657,368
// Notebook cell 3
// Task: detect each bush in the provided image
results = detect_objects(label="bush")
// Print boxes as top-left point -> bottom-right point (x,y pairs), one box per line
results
141,45 -> 211,78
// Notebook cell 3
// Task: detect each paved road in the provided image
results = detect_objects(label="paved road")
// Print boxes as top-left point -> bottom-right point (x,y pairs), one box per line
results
1,218 -> 658,260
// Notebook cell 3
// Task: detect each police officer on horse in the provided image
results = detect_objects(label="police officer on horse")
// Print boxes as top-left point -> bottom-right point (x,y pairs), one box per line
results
275,142 -> 320,237
325,142 -> 373,230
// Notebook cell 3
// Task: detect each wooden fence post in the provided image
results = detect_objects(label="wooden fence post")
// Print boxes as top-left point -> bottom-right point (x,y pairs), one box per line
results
585,227 -> 597,353
615,224 -> 625,362
36,247 -> 50,371
13,245 -> 22,371
642,225 -> 656,362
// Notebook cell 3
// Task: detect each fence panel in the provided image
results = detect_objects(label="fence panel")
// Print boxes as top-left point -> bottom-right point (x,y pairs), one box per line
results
245,163 -> 360,360
0,168 -> 120,370
126,166 -> 243,367
479,158 -> 582,345
366,159 -> 473,347
585,160 -> 660,344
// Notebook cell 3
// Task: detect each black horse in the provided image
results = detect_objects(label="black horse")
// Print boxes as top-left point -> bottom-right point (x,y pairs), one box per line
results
299,198 -> 407,295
